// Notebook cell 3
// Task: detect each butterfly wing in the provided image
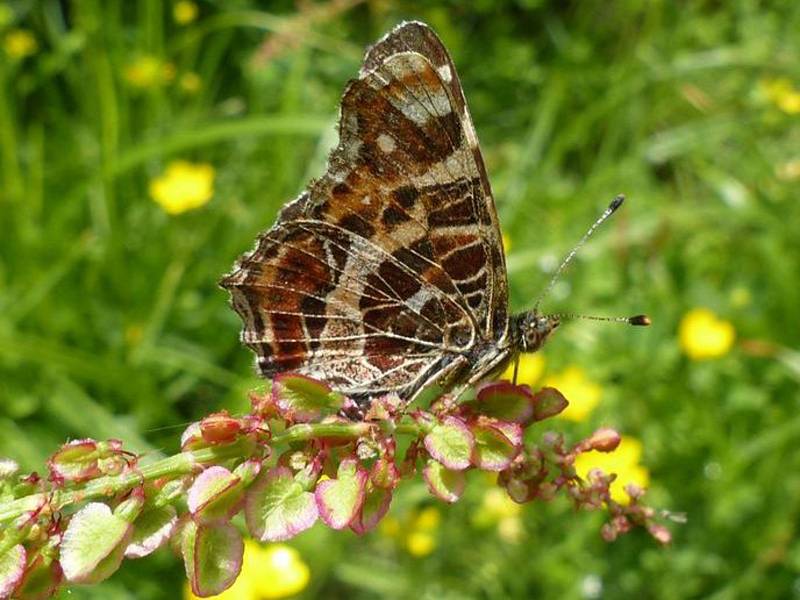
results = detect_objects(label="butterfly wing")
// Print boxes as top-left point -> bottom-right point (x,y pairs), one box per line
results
222,22 -> 510,401
362,21 -> 510,340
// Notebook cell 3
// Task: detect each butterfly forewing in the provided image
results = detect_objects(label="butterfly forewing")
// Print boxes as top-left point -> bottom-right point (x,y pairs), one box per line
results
361,21 -> 510,339
222,21 -> 511,402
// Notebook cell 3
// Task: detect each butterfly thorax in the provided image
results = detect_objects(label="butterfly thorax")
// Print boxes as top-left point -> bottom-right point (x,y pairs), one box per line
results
511,311 -> 560,354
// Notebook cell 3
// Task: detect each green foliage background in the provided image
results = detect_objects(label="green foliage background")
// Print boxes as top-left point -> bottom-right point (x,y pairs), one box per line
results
2,0 -> 800,598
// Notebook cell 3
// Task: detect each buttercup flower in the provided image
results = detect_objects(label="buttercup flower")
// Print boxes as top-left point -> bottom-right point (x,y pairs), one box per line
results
543,366 -> 601,422
679,308 -> 735,360
185,541 -> 310,600
760,78 -> 800,115
501,353 -> 545,387
174,1 -> 199,25
406,531 -> 436,556
405,506 -> 440,557
3,29 -> 37,59
574,436 -> 650,503
149,160 -> 215,214
473,487 -> 524,543
124,55 -> 175,88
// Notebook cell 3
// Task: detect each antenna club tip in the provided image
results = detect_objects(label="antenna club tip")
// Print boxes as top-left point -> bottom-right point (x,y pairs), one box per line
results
609,194 -> 625,212
628,314 -> 651,326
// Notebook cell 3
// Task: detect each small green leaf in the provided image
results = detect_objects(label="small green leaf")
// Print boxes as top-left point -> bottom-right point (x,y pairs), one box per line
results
47,439 -> 101,482
423,460 -> 466,503
315,459 -> 368,530
61,502 -> 132,584
12,551 -> 63,600
471,422 -> 521,471
125,505 -> 178,559
185,522 -> 243,598
532,387 -> 569,421
350,487 -> 392,535
424,416 -> 474,470
187,466 -> 243,524
474,382 -> 535,423
245,466 -> 318,541
272,374 -> 344,422
0,543 -> 25,598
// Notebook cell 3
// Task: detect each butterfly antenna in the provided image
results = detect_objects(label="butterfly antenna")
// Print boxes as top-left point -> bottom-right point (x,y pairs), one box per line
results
533,194 -> 625,313
548,313 -> 651,327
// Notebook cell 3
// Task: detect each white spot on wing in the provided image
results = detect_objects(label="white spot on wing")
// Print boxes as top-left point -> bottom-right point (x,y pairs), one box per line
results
376,133 -> 396,154
373,53 -> 454,126
437,64 -> 452,83
406,288 -> 432,312
411,145 -> 474,186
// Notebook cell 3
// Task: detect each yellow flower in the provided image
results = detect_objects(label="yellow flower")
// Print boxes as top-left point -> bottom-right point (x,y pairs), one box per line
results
574,436 -> 650,503
543,366 -> 601,422
404,506 -> 440,557
679,308 -> 735,360
180,71 -> 202,94
778,94 -> 800,114
149,160 -> 215,214
476,488 -> 521,522
501,353 -> 544,386
406,531 -> 436,556
255,545 -> 311,599
124,55 -> 174,88
174,0 -> 199,25
412,506 -> 440,531
184,541 -> 310,600
497,516 -> 524,543
473,488 -> 524,542
760,77 -> 800,115
3,29 -> 37,59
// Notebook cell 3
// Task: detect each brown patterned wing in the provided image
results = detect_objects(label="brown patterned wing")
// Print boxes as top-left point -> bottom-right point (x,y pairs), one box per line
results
361,21 -> 510,340
222,22 -> 509,401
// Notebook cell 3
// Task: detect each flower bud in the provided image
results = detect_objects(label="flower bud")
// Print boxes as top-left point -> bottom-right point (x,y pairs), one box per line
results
624,483 -> 644,500
586,428 -> 621,453
502,476 -> 535,504
200,412 -> 243,445
600,522 -> 617,542
648,523 -> 672,545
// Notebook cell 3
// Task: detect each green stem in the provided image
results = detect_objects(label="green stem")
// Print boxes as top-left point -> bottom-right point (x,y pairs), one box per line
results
0,440 -> 249,525
0,420 -> 424,525
271,422 -> 373,444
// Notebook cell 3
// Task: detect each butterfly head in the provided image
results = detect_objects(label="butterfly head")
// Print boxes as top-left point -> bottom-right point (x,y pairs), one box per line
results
517,311 -> 560,353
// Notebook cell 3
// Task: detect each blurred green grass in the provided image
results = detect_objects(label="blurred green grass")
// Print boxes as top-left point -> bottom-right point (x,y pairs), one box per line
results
2,1 -> 800,598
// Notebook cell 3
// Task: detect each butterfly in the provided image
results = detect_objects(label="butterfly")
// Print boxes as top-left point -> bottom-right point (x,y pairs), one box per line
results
221,21 -> 646,408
